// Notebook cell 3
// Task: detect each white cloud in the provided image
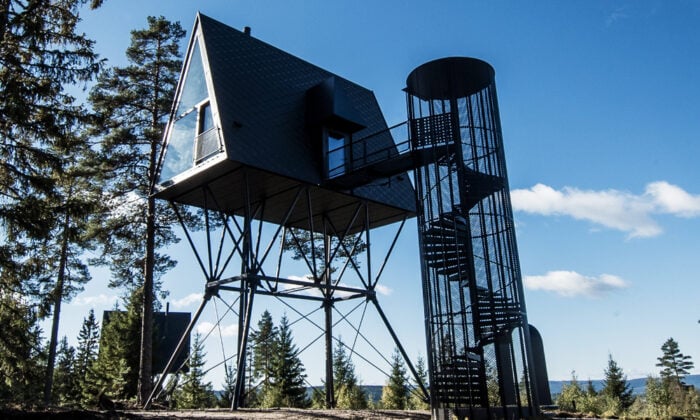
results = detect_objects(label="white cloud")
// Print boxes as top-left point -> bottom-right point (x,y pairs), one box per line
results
170,293 -> 203,308
511,181 -> 700,238
645,181 -> 700,217
524,270 -> 628,298
196,321 -> 238,337
605,7 -> 628,27
374,284 -> 393,296
73,293 -> 118,307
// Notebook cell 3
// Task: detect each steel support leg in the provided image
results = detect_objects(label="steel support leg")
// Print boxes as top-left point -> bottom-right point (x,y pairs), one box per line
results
143,293 -> 212,409
370,296 -> 430,402
232,278 -> 257,410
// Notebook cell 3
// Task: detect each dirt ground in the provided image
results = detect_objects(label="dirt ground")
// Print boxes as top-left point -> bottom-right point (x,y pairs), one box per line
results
0,408 -> 432,419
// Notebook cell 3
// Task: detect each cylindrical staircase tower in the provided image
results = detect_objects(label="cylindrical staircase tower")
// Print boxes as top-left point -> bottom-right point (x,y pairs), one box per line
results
406,57 -> 538,420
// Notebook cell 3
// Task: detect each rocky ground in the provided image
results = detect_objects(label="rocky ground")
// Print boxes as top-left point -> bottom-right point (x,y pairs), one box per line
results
0,408 -> 432,419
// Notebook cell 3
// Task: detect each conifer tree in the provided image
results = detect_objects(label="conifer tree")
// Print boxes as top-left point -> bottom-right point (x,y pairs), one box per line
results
75,309 -> 100,405
42,149 -> 101,405
75,310 -> 100,378
52,337 -> 79,405
89,294 -> 142,400
0,293 -> 45,404
0,0 -> 102,405
88,16 -> 188,403
657,337 -> 695,386
172,333 -> 215,409
261,315 -> 309,408
0,0 -> 101,260
250,310 -> 277,391
332,338 -> 367,409
381,348 -> 409,409
601,354 -> 633,410
408,356 -> 430,410
218,362 -> 236,408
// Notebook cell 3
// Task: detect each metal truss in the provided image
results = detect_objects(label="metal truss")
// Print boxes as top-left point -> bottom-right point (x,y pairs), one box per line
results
144,169 -> 429,410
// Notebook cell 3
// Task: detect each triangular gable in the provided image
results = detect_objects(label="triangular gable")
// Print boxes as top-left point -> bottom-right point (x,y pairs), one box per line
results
157,14 -> 224,185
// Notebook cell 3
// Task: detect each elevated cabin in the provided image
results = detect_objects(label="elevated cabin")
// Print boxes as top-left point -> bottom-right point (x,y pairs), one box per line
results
153,14 -> 416,233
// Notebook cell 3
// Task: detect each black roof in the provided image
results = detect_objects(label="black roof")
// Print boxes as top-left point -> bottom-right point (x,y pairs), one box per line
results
155,14 -> 416,232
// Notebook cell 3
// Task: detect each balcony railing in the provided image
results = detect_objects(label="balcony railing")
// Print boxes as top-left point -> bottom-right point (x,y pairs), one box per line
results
194,127 -> 222,164
326,113 -> 455,183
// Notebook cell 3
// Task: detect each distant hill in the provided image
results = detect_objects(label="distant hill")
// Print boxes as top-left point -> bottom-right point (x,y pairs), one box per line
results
548,374 -> 700,396
247,376 -> 700,403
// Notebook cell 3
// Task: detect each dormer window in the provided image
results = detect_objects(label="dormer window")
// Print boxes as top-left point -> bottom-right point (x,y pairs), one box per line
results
326,129 -> 350,178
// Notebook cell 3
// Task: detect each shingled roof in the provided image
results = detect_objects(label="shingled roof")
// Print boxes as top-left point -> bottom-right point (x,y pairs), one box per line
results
153,14 -> 415,232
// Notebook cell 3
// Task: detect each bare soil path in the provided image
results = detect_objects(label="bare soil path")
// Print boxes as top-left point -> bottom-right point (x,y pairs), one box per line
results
0,408 -> 432,419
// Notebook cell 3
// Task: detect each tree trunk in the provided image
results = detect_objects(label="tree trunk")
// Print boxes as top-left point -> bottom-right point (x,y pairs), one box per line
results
43,209 -> 71,406
138,190 -> 156,404
138,40 -> 162,404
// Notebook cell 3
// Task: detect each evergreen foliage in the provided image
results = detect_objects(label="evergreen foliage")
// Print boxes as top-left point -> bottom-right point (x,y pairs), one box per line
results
601,354 -> 634,411
172,333 -> 216,409
52,337 -> 79,405
556,371 -> 585,412
628,375 -> 700,419
217,362 -> 236,408
74,309 -> 101,406
282,229 -> 366,275
0,0 -> 102,406
260,315 -> 309,408
656,337 -> 695,386
0,293 -> 45,405
250,310 -> 277,391
408,356 -> 430,410
42,144 -> 101,405
332,338 -> 367,409
88,15 -> 191,403
380,348 -> 409,409
0,0 -> 101,261
89,294 -> 142,401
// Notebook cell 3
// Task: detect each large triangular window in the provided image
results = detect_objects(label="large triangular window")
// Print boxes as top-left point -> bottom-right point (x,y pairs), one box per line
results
158,38 -> 222,184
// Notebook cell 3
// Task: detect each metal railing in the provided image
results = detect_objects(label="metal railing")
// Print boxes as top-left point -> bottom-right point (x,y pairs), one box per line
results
194,127 -> 222,164
326,113 -> 454,179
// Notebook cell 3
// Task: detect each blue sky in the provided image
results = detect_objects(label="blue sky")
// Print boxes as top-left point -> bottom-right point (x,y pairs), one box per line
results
55,0 -> 700,388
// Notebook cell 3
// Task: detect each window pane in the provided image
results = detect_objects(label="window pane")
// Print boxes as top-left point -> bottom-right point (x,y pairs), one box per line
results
327,132 -> 346,177
176,41 -> 208,116
159,111 -> 197,182
200,102 -> 214,133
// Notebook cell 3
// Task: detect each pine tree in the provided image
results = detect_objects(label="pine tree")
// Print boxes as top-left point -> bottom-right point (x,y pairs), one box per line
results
262,315 -> 309,408
601,354 -> 634,411
0,0 -> 101,260
0,0 -> 101,406
89,294 -> 142,401
250,310 -> 277,391
656,337 -> 695,386
74,309 -> 100,405
42,151 -> 101,405
88,16 -> 188,403
408,356 -> 429,410
0,293 -> 45,404
332,338 -> 367,409
381,348 -> 409,409
283,230 -> 367,275
218,362 -> 236,408
52,337 -> 79,406
172,333 -> 216,409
